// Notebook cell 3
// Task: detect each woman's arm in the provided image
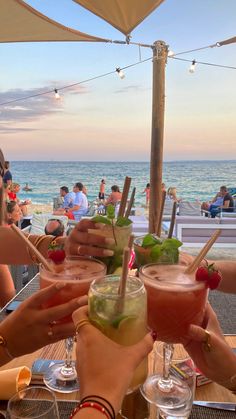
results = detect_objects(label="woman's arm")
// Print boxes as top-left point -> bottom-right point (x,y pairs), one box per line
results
0,265 -> 15,308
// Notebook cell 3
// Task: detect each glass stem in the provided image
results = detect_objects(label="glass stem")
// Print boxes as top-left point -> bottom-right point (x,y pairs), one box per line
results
64,337 -> 74,368
162,343 -> 174,381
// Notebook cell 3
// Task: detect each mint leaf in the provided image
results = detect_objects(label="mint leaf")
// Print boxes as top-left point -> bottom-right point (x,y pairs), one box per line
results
107,204 -> 115,220
161,238 -> 182,250
150,244 -> 162,261
91,215 -> 111,225
142,234 -> 162,248
115,217 -> 132,227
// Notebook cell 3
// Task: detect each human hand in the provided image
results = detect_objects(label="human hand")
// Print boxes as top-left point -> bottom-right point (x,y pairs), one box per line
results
184,303 -> 236,387
0,283 -> 87,358
72,306 -> 153,415
65,219 -> 115,258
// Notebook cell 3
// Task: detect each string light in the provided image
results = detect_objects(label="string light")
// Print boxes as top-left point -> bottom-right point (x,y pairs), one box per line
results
167,50 -> 175,57
54,89 -> 60,99
189,60 -> 196,73
116,67 -> 125,79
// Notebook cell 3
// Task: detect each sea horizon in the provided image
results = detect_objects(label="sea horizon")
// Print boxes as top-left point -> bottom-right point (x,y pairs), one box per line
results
10,160 -> 236,206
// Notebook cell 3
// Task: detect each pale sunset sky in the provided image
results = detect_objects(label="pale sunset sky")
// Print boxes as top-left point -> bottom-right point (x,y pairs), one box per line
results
0,0 -> 236,161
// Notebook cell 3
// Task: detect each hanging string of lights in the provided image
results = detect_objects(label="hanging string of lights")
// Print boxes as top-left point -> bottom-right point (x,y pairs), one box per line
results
0,39 -> 235,107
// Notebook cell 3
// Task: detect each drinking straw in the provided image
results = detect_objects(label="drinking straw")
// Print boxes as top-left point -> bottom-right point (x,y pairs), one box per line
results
117,246 -> 131,313
168,201 -> 177,239
185,229 -> 221,274
118,176 -> 131,218
156,190 -> 166,237
125,187 -> 136,218
11,224 -> 54,272
128,234 -> 134,250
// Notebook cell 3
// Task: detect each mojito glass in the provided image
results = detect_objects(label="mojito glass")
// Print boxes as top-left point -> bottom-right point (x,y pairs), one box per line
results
88,275 -> 147,391
134,234 -> 181,269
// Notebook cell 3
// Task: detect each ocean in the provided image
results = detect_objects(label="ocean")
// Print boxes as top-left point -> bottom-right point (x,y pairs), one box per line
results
11,160 -> 236,206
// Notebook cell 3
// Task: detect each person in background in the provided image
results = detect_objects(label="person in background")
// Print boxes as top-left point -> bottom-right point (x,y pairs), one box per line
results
60,186 -> 76,209
209,185 -> 234,218
7,183 -> 30,216
166,186 -> 180,202
69,182 -> 88,221
6,201 -> 22,226
3,161 -> 12,186
105,185 -> 122,206
44,219 -> 65,237
99,179 -> 106,200
201,190 -> 224,212
142,182 -> 150,206
162,182 -> 166,192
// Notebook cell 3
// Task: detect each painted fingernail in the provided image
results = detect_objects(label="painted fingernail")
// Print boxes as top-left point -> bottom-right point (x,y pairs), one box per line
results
151,330 -> 157,341
55,282 -> 66,290
103,249 -> 114,256
105,238 -> 115,245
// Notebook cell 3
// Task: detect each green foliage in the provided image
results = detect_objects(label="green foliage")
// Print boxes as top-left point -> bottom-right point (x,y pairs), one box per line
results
142,234 -> 162,248
115,216 -> 132,227
91,215 -> 111,225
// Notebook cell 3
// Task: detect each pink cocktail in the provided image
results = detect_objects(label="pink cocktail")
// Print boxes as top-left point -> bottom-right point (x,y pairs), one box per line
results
139,264 -> 208,343
39,256 -> 106,393
40,257 -> 106,321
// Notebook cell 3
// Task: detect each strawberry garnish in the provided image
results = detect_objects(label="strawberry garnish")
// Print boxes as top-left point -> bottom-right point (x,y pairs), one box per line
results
195,261 -> 222,290
47,241 -> 66,264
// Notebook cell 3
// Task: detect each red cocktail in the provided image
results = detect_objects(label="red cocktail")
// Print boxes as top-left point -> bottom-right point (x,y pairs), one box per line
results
140,264 -> 208,343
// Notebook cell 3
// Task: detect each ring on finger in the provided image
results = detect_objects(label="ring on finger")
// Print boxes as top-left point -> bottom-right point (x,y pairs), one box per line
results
75,319 -> 90,335
202,329 -> 211,352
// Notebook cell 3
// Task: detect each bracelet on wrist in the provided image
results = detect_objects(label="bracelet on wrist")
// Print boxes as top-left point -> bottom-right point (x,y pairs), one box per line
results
0,334 -> 14,360
70,396 -> 115,419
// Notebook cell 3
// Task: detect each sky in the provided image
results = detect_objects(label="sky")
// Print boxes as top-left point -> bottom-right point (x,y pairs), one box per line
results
0,0 -> 236,161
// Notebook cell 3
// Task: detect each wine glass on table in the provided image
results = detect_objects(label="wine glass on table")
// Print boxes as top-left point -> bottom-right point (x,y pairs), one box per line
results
40,256 -> 106,393
139,263 -> 208,411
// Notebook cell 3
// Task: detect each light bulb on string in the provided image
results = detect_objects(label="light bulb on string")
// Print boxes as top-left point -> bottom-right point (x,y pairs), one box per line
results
54,89 -> 60,99
116,67 -> 125,79
189,60 -> 196,73
168,50 -> 175,57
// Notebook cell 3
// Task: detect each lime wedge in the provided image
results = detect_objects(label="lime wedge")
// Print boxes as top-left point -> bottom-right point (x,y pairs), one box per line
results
112,315 -> 136,329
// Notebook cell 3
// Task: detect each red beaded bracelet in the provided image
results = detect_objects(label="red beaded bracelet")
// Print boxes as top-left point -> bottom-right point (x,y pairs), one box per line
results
70,401 -> 110,418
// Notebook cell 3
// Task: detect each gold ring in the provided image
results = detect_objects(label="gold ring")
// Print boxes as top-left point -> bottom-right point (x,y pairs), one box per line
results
75,319 -> 90,335
202,329 -> 211,352
77,245 -> 81,255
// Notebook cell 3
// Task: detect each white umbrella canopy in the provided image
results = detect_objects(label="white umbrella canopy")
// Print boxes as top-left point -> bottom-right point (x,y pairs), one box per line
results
0,0 -> 109,43
73,0 -> 165,35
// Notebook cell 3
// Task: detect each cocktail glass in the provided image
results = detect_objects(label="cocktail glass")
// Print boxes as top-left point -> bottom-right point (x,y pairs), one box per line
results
134,235 -> 181,269
154,343 -> 196,419
40,256 -> 106,393
139,263 -> 208,410
89,222 -> 132,274
88,274 -> 148,392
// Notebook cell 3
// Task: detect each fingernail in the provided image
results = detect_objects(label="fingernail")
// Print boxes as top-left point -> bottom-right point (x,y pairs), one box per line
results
103,249 -> 114,256
105,238 -> 115,245
55,282 -> 66,290
151,330 -> 157,342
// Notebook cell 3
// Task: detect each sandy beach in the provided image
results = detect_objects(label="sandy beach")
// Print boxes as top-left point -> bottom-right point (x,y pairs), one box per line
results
28,203 -> 53,215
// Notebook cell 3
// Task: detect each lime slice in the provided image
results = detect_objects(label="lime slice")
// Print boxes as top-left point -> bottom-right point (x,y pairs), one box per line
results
111,314 -> 136,329
113,267 -> 123,275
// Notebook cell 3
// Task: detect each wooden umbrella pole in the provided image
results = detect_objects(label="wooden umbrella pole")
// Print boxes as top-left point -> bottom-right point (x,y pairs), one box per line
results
149,41 -> 168,234
118,176 -> 131,218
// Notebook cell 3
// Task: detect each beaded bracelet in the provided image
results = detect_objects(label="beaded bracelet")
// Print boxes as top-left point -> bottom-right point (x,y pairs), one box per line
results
0,334 -> 14,360
69,402 -> 109,418
80,396 -> 115,419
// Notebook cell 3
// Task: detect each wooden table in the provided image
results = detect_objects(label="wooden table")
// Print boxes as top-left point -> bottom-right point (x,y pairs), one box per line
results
0,337 -> 235,418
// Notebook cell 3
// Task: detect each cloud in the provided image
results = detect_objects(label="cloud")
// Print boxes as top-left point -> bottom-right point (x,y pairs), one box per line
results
114,84 -> 149,94
0,83 -> 89,130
